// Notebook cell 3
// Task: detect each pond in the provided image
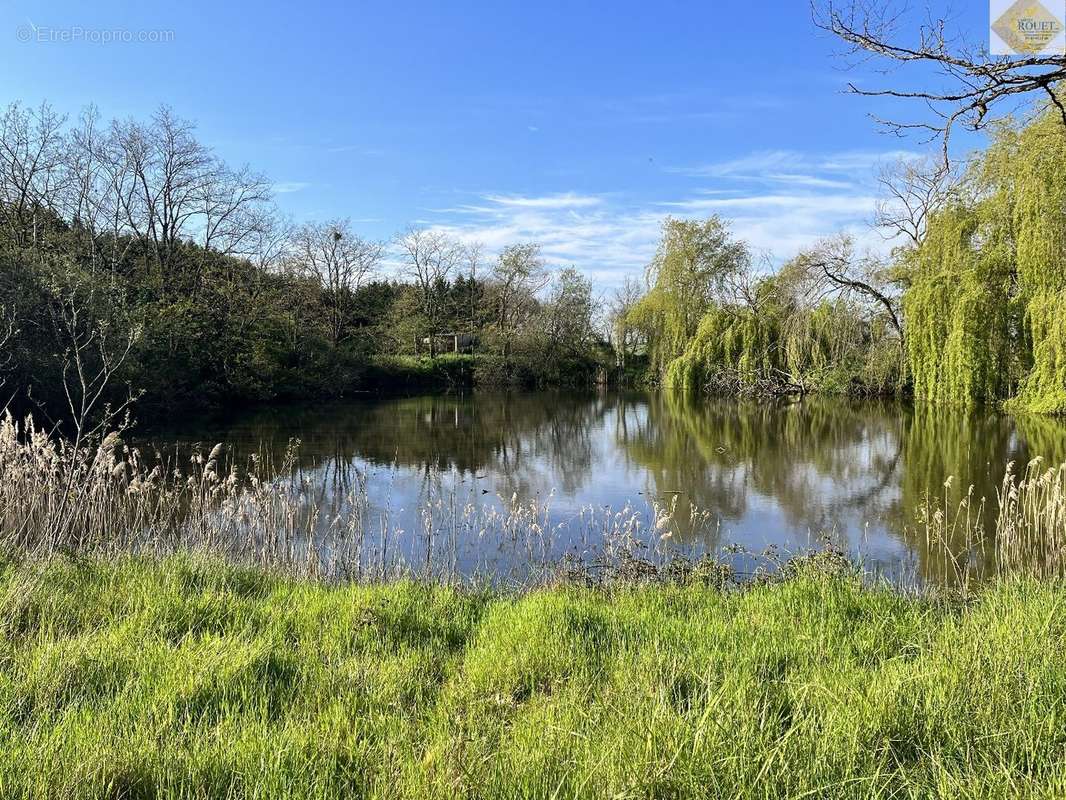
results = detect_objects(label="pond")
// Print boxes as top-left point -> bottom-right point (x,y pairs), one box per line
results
141,391 -> 1066,586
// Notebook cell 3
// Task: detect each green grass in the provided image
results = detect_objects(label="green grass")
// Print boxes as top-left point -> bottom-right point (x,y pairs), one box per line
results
0,556 -> 1064,798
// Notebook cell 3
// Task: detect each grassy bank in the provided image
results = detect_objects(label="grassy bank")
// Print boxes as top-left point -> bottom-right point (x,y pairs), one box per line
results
1,555 -> 1064,799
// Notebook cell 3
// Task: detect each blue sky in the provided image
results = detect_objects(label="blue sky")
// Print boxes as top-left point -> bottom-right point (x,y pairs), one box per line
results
1,0 -> 996,288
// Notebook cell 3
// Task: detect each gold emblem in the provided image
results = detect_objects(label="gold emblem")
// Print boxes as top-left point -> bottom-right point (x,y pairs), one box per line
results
992,0 -> 1065,54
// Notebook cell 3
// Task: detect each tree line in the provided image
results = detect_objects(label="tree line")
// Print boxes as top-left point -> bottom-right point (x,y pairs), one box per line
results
624,105 -> 1066,414
617,0 -> 1066,417
0,102 -> 610,425
2,90 -> 1065,428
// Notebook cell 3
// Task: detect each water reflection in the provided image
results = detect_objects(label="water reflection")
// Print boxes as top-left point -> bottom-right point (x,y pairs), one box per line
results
147,391 -> 1066,586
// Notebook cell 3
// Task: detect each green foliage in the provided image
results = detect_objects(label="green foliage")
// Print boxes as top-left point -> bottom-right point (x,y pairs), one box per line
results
630,217 -> 904,397
636,113 -> 1066,412
662,270 -> 897,396
663,304 -> 765,389
902,179 -> 1016,405
905,113 -> 1066,412
366,354 -> 475,392
1005,114 -> 1066,413
2,555 -> 1066,797
627,217 -> 749,378
1014,289 -> 1066,412
0,103 -> 613,424
0,217 -> 612,419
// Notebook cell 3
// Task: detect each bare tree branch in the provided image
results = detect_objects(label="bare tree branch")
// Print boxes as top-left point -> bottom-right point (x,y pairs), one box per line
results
292,220 -> 383,347
799,235 -> 905,343
396,228 -> 466,356
876,154 -> 958,247
814,1 -> 1066,159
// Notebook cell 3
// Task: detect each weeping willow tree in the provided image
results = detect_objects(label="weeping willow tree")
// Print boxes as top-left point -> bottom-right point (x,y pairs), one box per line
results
662,257 -> 900,395
632,112 -> 1066,409
662,300 -> 776,391
904,111 -> 1066,413
1007,114 -> 1066,413
901,201 -> 1016,405
629,218 -> 892,394
626,217 -> 749,378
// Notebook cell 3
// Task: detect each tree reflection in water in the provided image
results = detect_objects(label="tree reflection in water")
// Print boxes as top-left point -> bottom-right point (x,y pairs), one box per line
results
142,391 -> 1066,587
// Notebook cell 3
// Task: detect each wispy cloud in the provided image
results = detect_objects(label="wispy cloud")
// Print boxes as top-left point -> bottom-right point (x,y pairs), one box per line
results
392,194 -> 659,288
669,148 -> 921,180
272,181 -> 311,194
657,191 -> 880,260
379,147 -> 910,291
762,173 -> 853,190
482,193 -> 604,209
658,194 -> 878,214
641,147 -> 922,262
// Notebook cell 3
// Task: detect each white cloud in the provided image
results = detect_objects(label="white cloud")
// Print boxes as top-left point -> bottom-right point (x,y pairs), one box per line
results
652,190 -> 881,263
669,150 -> 800,178
481,193 -> 603,209
392,148 -> 908,291
272,181 -> 311,194
762,173 -> 853,190
669,149 -> 922,181
659,194 -> 877,214
379,197 -> 659,290
816,150 -> 922,172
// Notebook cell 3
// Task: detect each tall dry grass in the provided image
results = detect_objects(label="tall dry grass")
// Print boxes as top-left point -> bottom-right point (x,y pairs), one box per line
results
995,458 -> 1066,577
4,412 -> 1065,587
0,414 -> 713,585
911,458 -> 1066,585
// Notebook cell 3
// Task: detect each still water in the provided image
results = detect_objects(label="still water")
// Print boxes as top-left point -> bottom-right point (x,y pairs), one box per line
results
146,391 -> 1066,586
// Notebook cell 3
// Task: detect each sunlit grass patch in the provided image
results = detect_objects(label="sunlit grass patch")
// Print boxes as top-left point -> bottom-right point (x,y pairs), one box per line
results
0,556 -> 1063,798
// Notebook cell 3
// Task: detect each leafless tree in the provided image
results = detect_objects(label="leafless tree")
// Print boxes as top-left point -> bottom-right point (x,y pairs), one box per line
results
799,234 -> 904,345
29,284 -> 141,550
489,242 -> 550,358
80,112 -> 141,274
197,162 -> 271,261
62,106 -> 113,274
108,109 -> 208,278
395,227 -> 466,355
608,276 -> 645,368
876,155 -> 958,248
815,1 -> 1066,157
292,220 -> 382,347
247,208 -> 293,274
104,107 -> 269,292
48,285 -> 141,448
0,102 -> 68,251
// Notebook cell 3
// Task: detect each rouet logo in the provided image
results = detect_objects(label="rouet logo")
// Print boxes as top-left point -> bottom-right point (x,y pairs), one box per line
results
991,0 -> 1066,55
